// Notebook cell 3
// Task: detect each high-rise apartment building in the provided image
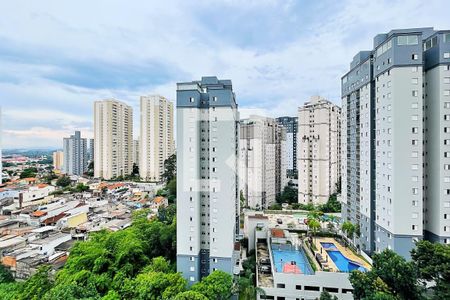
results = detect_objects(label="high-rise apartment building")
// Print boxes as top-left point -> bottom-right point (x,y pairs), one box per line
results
342,28 -> 450,258
298,96 -> 341,205
53,151 -> 64,171
94,99 -> 133,180
88,139 -> 94,162
63,131 -> 87,176
132,139 -> 139,168
276,116 -> 298,178
240,115 -> 286,209
176,77 -> 240,284
139,95 -> 174,182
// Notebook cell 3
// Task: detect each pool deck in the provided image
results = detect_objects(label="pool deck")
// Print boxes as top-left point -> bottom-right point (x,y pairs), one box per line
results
313,237 -> 371,272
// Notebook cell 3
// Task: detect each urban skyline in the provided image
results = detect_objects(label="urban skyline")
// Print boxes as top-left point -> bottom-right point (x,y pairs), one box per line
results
1,1 -> 449,148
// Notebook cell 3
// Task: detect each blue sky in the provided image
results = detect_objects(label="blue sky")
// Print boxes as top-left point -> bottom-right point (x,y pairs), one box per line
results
0,0 -> 449,148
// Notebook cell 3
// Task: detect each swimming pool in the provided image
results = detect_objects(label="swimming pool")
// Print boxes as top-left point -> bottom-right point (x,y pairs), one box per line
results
271,244 -> 314,275
320,242 -> 366,272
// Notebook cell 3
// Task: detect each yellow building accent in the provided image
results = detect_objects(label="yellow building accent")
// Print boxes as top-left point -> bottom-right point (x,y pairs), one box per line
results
67,212 -> 88,228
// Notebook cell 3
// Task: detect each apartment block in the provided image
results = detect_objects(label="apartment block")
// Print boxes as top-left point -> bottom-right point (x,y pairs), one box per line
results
88,139 -> 94,163
176,77 -> 240,284
94,99 -> 133,180
63,131 -> 87,176
132,140 -> 139,168
276,116 -> 298,180
52,151 -> 64,171
423,30 -> 450,245
139,95 -> 174,182
298,96 -> 341,205
240,115 -> 286,209
342,28 -> 450,258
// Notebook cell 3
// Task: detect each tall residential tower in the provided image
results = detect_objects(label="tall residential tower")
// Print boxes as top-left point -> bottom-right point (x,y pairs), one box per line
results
240,115 -> 286,209
63,131 -> 88,176
94,99 -> 133,180
176,77 -> 240,284
139,95 -> 174,182
298,96 -> 341,205
342,28 -> 450,258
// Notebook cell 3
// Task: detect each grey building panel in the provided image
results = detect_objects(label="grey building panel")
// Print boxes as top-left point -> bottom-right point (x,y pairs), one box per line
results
177,254 -> 200,286
424,31 -> 450,71
209,256 -> 233,275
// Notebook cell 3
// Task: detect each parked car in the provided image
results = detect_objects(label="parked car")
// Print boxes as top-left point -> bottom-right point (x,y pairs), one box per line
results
259,258 -> 271,265
277,218 -> 283,224
260,265 -> 271,274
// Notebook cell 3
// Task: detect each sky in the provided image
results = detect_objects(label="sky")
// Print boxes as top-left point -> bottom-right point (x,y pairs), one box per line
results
0,0 -> 449,149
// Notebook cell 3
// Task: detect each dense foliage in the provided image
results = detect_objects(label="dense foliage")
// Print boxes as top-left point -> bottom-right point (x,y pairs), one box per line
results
19,167 -> 37,178
56,175 -> 72,187
350,241 -> 450,300
0,208 -> 234,299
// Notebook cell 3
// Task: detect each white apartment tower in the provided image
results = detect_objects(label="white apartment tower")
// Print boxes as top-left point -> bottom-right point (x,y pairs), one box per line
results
176,77 -> 240,284
298,96 -> 341,205
239,115 -> 286,209
139,95 -> 174,182
94,99 -> 133,180
342,28 -> 450,258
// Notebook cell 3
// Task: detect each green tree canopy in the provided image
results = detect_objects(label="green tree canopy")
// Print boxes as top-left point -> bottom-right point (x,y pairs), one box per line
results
191,270 -> 233,300
56,175 -> 71,187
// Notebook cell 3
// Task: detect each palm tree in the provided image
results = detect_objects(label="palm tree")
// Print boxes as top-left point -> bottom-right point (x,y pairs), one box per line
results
341,221 -> 355,246
307,218 -> 321,245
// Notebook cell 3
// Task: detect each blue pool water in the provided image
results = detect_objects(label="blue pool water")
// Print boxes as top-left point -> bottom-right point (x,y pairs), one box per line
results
320,242 -> 366,272
271,245 -> 313,275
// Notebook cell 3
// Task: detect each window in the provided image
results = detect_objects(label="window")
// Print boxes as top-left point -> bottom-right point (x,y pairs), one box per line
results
445,140 -> 450,145
412,54 -> 419,60
189,97 -> 195,103
276,284 -> 285,288
445,102 -> 450,108
445,90 -> 450,96
412,102 -> 419,109
295,285 -> 302,290
412,90 -> 419,97
398,35 -> 418,45
412,164 -> 419,170
444,52 -> 450,59
412,151 -> 418,157
445,33 -> 450,43
444,77 -> 450,84
412,115 -> 419,121
190,266 -> 195,272
445,115 -> 450,121
412,66 -> 419,72
412,200 -> 418,206
412,127 -> 419,133
412,78 -> 419,84
189,257 -> 195,262
444,164 -> 450,170
412,188 -> 418,195
212,96 -> 217,101
412,225 -> 418,230
412,176 -> 418,182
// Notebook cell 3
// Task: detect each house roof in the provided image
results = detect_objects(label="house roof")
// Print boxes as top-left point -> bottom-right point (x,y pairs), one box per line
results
271,228 -> 285,238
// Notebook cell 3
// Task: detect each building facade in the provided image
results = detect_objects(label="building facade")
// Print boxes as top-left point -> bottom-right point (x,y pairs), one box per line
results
94,99 -> 133,180
176,77 -> 240,284
88,139 -> 94,163
341,28 -> 450,258
298,96 -> 341,205
240,115 -> 286,209
276,116 -> 298,180
139,95 -> 174,182
52,151 -> 64,171
62,131 -> 87,176
132,140 -> 139,168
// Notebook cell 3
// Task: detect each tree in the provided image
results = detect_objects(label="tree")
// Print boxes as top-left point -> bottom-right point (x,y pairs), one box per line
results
342,221 -> 356,239
191,270 -> 233,300
167,178 -> 176,197
18,265 -> 53,300
320,290 -> 338,300
319,194 -> 341,213
307,218 -> 321,243
20,167 -> 37,179
349,249 -> 422,300
238,274 -> 265,300
131,163 -> 139,177
174,291 -> 208,300
56,175 -> 71,187
411,240 -> 450,299
0,265 -> 14,284
277,183 -> 297,204
162,153 -> 176,182
74,183 -> 89,193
